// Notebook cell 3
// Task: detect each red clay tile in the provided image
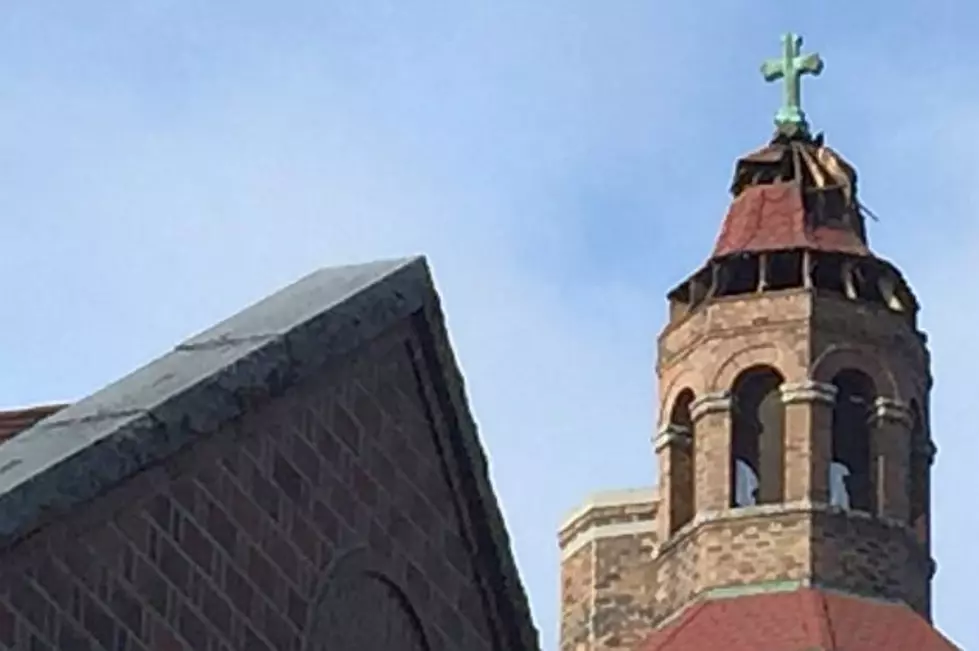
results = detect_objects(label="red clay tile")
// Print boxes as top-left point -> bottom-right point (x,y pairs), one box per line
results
0,404 -> 66,442
638,588 -> 959,651
712,182 -> 869,258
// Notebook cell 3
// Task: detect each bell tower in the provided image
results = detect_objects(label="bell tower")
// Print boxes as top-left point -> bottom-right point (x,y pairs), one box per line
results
559,32 -> 958,651
651,32 -> 935,624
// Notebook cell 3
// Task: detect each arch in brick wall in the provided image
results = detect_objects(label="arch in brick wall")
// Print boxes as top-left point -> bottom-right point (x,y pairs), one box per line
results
665,388 -> 697,534
729,365 -> 786,507
908,399 -> 930,546
810,344 -> 902,400
828,368 -> 878,514
305,547 -> 432,651
659,368 -> 705,426
710,342 -> 795,393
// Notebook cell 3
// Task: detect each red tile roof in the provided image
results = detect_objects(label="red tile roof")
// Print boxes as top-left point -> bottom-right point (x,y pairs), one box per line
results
0,404 -> 66,442
638,588 -> 960,651
712,182 -> 869,258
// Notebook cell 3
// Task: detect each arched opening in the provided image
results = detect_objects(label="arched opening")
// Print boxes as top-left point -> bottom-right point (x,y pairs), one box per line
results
667,389 -> 696,534
829,369 -> 876,513
908,400 -> 929,545
730,366 -> 785,507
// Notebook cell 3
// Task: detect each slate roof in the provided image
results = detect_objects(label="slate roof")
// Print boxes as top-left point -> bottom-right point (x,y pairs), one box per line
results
638,587 -> 960,651
0,256 -> 540,651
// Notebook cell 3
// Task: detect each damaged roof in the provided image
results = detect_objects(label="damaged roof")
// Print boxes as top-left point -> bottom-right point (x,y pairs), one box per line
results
712,132 -> 872,259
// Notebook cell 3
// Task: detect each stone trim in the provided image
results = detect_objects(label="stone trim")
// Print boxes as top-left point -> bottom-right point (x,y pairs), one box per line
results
559,487 -> 658,533
915,439 -> 938,464
560,518 -> 657,560
689,392 -> 731,421
654,579 -> 919,632
868,397 -> 914,428
653,423 -> 692,452
0,256 -> 431,548
779,380 -> 837,405
704,579 -> 809,600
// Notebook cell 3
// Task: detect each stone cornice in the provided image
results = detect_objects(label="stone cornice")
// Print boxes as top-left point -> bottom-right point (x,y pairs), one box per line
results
654,423 -> 693,452
915,439 -> 938,464
689,392 -> 731,421
780,380 -> 837,405
868,396 -> 914,429
657,499 -> 931,561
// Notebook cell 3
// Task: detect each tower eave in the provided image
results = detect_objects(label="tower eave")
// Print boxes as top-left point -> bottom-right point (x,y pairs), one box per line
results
637,587 -> 960,651
712,181 -> 870,259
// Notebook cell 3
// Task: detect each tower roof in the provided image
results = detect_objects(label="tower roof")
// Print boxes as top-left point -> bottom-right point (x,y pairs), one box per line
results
638,587 -> 959,651
712,131 -> 870,259
711,33 -> 871,260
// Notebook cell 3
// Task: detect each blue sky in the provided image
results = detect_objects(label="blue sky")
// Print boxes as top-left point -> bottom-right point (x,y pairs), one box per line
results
0,2 -> 975,648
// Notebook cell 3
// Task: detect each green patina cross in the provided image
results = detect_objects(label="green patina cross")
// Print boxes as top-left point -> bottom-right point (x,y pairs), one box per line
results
761,33 -> 824,130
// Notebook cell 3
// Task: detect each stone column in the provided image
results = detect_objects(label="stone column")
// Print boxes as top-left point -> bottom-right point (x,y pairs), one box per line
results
780,380 -> 837,503
654,423 -> 694,539
689,392 -> 732,511
868,397 -> 914,521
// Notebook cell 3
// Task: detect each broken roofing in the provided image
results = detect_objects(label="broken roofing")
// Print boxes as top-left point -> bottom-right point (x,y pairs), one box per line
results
713,130 -> 872,259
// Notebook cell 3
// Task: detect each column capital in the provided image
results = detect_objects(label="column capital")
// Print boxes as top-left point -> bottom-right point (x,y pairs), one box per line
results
689,392 -> 731,421
779,380 -> 837,405
868,396 -> 914,428
914,438 -> 938,465
654,423 -> 692,452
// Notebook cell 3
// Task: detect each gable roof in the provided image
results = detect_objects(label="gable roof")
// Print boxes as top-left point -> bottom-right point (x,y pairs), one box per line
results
638,587 -> 960,651
0,256 -> 540,651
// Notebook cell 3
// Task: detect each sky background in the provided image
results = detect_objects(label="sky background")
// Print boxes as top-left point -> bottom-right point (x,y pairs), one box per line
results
0,2 -> 976,648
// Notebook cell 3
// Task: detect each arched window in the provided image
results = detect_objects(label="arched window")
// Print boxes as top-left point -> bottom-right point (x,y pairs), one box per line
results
908,400 -> 929,544
829,369 -> 876,513
667,389 -> 696,533
730,366 -> 785,507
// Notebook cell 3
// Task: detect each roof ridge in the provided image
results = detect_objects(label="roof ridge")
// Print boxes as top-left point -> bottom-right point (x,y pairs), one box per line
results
804,588 -> 838,650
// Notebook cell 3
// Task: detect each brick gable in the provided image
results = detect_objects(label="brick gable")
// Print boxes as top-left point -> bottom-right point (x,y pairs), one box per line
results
0,257 -> 539,651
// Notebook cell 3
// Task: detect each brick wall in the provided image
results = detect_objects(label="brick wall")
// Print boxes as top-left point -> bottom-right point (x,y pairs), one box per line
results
0,324 -> 496,651
649,286 -> 935,624
649,502 -> 933,624
558,490 -> 658,651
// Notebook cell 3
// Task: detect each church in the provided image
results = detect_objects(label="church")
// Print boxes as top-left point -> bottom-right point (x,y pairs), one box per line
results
0,33 -> 961,651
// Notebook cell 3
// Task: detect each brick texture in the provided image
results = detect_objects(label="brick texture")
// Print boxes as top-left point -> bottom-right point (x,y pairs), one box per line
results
0,323 -> 497,651
561,283 -> 935,645
558,494 -> 658,651
651,286 -> 934,623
